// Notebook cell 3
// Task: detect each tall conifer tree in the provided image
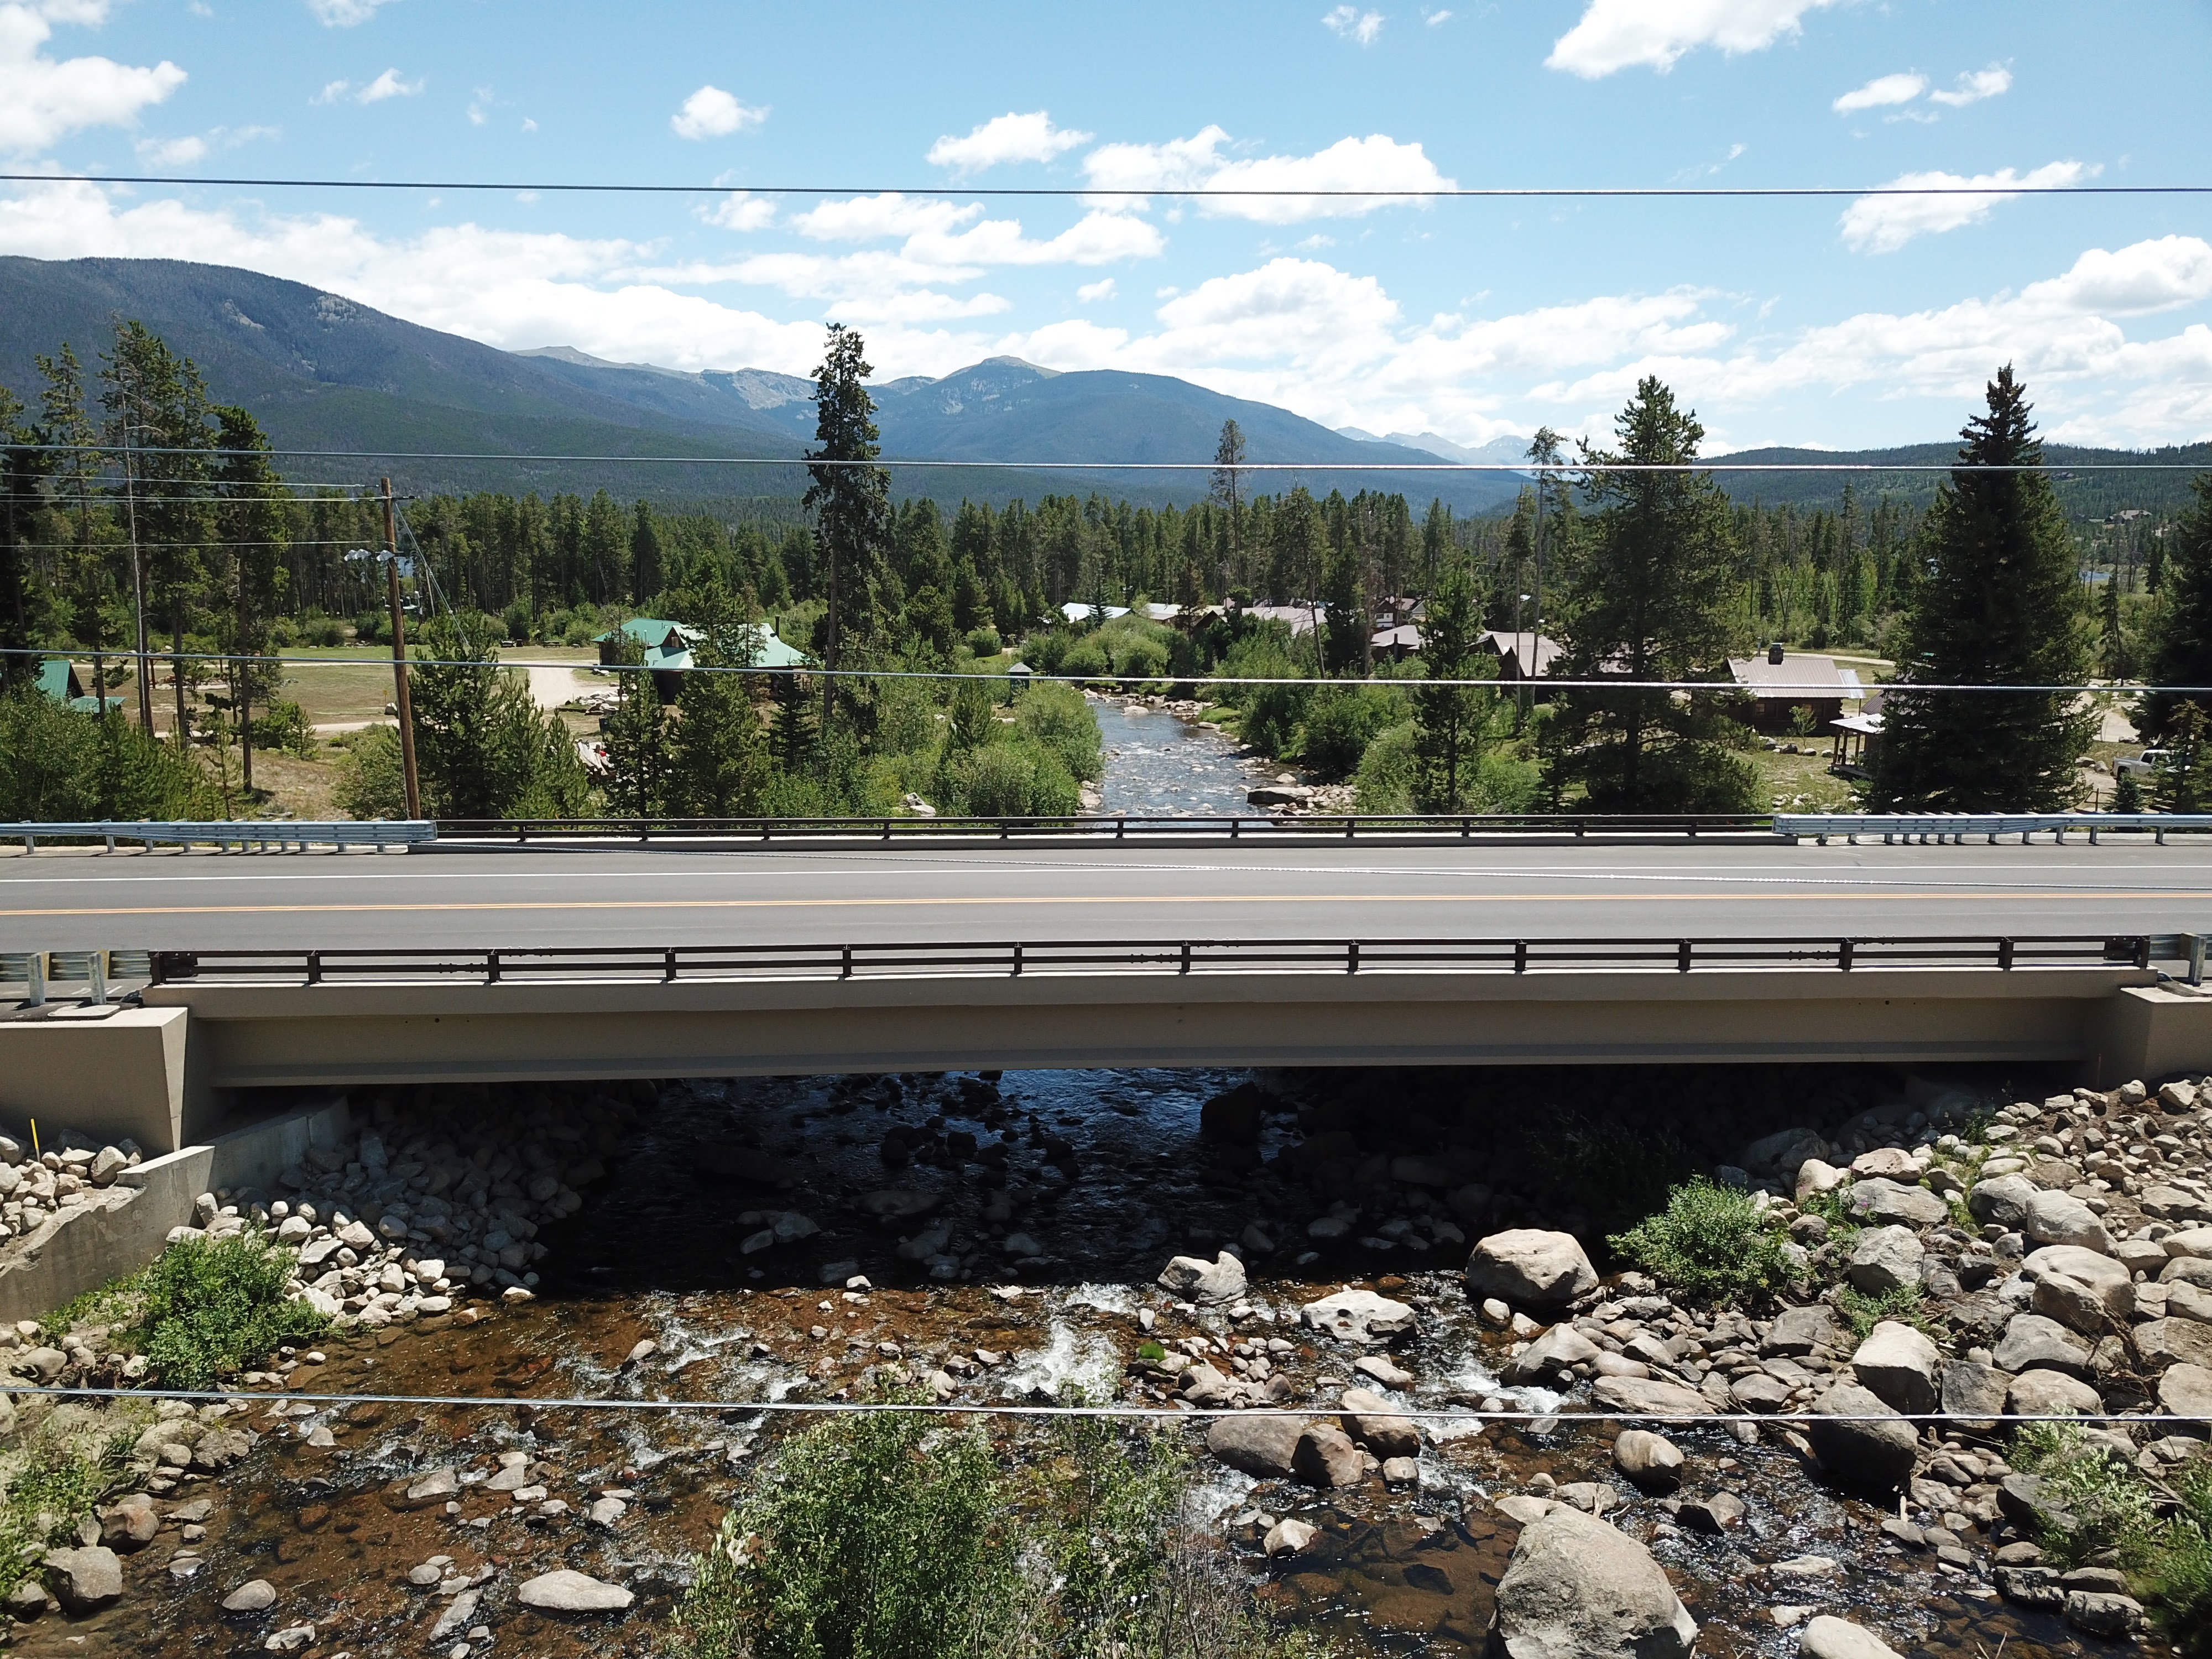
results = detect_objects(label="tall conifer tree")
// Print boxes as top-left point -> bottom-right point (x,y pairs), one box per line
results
2138,475 -> 2212,744
803,326 -> 890,752
1871,367 -> 2093,810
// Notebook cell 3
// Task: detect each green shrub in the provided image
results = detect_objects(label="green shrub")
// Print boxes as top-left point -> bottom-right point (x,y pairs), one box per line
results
0,1410 -> 140,1598
1354,719 -> 1420,811
334,725 -> 408,819
0,688 -> 216,821
1112,632 -> 1172,681
1608,1177 -> 1793,1303
964,626 -> 1003,659
670,1402 -> 1328,1659
943,743 -> 1079,817
1059,635 -> 1111,679
131,1230 -> 326,1391
2142,1462 -> 2212,1651
1015,680 -> 1102,781
250,698 -> 316,759
1838,1282 -> 1932,1339
2012,1422 -> 2160,1569
1300,684 -> 1404,780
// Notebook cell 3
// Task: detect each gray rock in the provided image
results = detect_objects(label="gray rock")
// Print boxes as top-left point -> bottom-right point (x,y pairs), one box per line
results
398,1467 -> 459,1509
1850,1322 -> 1939,1415
1300,1288 -> 1416,1343
1504,1324 -> 1600,1385
1156,1251 -> 1246,1304
1493,1505 -> 1698,1659
4,1578 -> 51,1619
41,1547 -> 122,1614
2065,1590 -> 2148,1639
1292,1422 -> 1365,1488
1846,1226 -> 1924,1296
1339,1386 -> 1421,1458
1994,1313 -> 2093,1378
1999,1472 -> 2079,1537
1207,1414 -> 1306,1479
222,1579 -> 277,1613
2023,1190 -> 2114,1254
1847,1178 -> 1949,1229
517,1569 -> 634,1613
1996,1565 -> 2065,1609
1966,1175 -> 2039,1231
1807,1381 -> 1918,1494
2008,1369 -> 2101,1416
1589,1375 -> 1713,1417
1740,1127 -> 1828,1182
1264,1517 -> 1318,1556
1801,1615 -> 1905,1659
430,1589 -> 482,1642
1464,1229 -> 1599,1310
1730,1373 -> 1794,1413
2159,1362 -> 2212,1419
2024,1245 -> 2135,1333
1762,1303 -> 1845,1357
1939,1360 -> 2012,1430
1677,1491 -> 1746,1533
1613,1428 -> 1684,1494
2138,1317 -> 2212,1370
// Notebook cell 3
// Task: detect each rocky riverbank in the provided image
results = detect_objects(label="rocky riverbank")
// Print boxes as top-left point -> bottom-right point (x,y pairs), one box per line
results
4,1060 -> 2204,1656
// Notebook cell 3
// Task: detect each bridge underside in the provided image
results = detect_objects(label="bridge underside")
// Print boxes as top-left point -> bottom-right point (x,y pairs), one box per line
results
8,966 -> 2209,1154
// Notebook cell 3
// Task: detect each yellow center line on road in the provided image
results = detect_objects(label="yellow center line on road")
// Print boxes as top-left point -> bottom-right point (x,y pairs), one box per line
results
3,889 -> 2201,919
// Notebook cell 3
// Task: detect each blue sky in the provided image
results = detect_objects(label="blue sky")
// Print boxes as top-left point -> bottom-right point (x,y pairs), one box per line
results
2,0 -> 2209,451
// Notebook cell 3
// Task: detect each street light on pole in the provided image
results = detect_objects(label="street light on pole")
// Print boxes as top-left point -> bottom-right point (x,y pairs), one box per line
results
342,477 -> 422,820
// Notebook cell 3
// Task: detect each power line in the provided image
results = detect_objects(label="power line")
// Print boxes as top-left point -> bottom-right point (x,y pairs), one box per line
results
0,645 -> 2189,695
8,444 -> 2208,473
6,171 -> 2211,201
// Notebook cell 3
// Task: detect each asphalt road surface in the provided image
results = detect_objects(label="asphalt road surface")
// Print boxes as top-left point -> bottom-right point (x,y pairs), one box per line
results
4,838 -> 2212,953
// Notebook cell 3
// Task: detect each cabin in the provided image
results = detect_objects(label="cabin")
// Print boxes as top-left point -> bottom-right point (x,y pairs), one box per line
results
1479,630 -> 1564,683
1727,645 -> 1854,734
597,617 -> 809,703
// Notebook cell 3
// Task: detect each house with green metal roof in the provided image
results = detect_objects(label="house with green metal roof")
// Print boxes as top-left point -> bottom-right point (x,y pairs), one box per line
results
29,657 -> 121,715
597,617 -> 811,701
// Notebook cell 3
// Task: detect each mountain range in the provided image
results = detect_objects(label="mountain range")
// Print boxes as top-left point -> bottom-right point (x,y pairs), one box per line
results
0,255 -> 2202,518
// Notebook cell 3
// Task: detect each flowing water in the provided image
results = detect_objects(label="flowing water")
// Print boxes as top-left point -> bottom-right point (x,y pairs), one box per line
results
13,1064 -> 2128,1659
1091,696 -> 1274,818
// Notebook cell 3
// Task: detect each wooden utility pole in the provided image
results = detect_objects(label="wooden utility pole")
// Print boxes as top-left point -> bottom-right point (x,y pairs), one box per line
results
383,478 -> 422,820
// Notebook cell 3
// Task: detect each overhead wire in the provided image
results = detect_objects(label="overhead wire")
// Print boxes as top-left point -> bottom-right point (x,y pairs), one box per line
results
6,173 -> 2211,200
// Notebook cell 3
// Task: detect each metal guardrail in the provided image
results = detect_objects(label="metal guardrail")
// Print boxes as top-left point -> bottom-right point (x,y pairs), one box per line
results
1,821 -> 436,853
1778,812 -> 2212,846
435,812 -> 1773,844
1,950 -> 154,1006
143,933 -> 2172,989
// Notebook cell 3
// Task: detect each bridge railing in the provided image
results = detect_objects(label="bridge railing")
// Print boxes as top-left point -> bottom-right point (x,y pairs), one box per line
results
1778,812 -> 2212,845
0,820 -> 436,853
143,933 -> 2177,989
432,812 -> 1774,843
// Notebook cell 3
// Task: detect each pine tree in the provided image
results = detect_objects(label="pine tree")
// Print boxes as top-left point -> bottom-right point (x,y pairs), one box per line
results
211,406 -> 286,795
1209,420 -> 1245,597
667,623 -> 771,818
1411,547 -> 1491,810
1548,377 -> 1755,812
1870,367 -> 2094,811
600,631 -> 671,818
2158,701 -> 2209,813
0,387 -> 45,695
2138,476 -> 2212,744
39,346 -> 120,719
802,325 -> 891,752
630,499 -> 663,603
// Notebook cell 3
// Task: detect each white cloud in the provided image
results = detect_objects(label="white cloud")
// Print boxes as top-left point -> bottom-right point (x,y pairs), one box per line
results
354,66 -> 419,103
1547,0 -> 1838,77
701,190 -> 775,232
787,191 -> 1162,270
926,111 -> 1091,173
670,84 -> 765,140
306,0 -> 395,24
1833,71 -> 1926,113
312,79 -> 346,104
1840,160 -> 2095,254
1082,128 -> 1452,223
792,192 -> 978,243
1323,6 -> 1384,45
133,123 -> 273,168
1929,64 -> 2011,107
0,1 -> 185,154
1423,8 -> 1453,23
1076,278 -> 1115,302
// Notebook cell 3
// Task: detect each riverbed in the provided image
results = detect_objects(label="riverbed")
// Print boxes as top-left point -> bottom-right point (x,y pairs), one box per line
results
1091,697 -> 1274,818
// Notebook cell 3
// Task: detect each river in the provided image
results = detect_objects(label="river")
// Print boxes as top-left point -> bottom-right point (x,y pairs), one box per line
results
1090,696 -> 1276,818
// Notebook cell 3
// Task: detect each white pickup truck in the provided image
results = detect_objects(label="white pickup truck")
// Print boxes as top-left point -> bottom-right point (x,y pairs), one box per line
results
2116,749 -> 2178,778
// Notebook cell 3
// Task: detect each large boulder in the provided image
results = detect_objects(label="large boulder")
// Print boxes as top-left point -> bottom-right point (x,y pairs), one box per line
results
1338,1387 -> 1421,1459
1292,1422 -> 1365,1489
1994,1313 -> 2093,1379
1504,1324 -> 1600,1385
1850,1322 -> 1939,1416
1465,1230 -> 1598,1310
1966,1175 -> 2038,1232
517,1569 -> 634,1613
1846,1178 -> 1949,1229
1939,1360 -> 2011,1431
1613,1429 -> 1684,1494
1740,1127 -> 1828,1185
2137,1318 -> 2212,1370
2023,1190 -> 2114,1254
2159,1363 -> 2212,1420
1156,1251 -> 1246,1304
1801,1615 -> 1905,1659
2023,1245 -> 2134,1334
1846,1226 -> 1924,1296
2008,1369 -> 2102,1417
1807,1381 -> 1918,1494
1206,1414 -> 1306,1479
1590,1376 -> 1713,1417
42,1547 -> 122,1615
1492,1505 -> 1698,1659
1300,1288 -> 1417,1344
1762,1303 -> 1846,1357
